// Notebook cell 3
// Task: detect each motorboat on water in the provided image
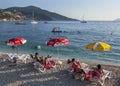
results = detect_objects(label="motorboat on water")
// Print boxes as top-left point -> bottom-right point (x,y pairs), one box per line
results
51,27 -> 62,33
15,21 -> 26,25
44,21 -> 48,24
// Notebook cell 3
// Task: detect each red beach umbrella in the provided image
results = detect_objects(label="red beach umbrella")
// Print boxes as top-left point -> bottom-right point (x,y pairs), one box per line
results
5,37 -> 27,54
5,37 -> 27,47
46,37 -> 69,47
46,37 -> 69,57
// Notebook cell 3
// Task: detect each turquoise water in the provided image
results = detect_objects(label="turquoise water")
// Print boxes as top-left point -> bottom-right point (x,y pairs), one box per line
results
0,21 -> 120,66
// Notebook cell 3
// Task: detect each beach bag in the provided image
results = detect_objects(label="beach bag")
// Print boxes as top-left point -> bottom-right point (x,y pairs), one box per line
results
84,73 -> 90,80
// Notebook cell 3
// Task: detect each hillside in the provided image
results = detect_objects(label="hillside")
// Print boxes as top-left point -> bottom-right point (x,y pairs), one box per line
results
2,6 -> 77,21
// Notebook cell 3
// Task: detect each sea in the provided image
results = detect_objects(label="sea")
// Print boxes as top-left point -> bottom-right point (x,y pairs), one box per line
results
0,21 -> 120,66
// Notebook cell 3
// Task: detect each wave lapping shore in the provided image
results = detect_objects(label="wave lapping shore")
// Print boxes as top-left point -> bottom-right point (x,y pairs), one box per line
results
0,53 -> 120,86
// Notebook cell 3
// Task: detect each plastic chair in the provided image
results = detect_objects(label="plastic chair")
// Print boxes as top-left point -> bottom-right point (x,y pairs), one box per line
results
98,69 -> 111,85
7,53 -> 17,61
18,54 -> 30,63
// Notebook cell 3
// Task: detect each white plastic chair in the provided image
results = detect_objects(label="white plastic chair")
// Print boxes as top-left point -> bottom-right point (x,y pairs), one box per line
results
18,54 -> 30,63
98,69 -> 112,85
81,63 -> 89,69
7,53 -> 17,61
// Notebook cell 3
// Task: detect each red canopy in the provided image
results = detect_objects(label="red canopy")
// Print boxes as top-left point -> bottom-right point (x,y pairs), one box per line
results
46,37 -> 69,47
5,37 -> 27,47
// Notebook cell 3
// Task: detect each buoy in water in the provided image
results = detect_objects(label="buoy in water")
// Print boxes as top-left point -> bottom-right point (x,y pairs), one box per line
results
34,45 -> 41,49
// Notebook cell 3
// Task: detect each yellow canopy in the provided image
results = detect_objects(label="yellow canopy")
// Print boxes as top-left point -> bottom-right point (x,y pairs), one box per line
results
85,42 -> 111,51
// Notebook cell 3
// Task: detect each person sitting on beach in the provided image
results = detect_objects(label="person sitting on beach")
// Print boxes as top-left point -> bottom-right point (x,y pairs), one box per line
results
96,64 -> 104,79
89,64 -> 104,80
71,58 -> 76,72
43,55 -> 54,68
70,58 -> 84,73
34,52 -> 43,64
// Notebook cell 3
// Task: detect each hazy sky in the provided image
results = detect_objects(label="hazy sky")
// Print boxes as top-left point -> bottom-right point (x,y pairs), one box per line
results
0,0 -> 120,20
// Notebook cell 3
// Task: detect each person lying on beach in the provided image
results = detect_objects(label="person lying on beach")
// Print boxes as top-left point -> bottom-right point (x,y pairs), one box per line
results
44,56 -> 49,66
44,55 -> 52,66
34,55 -> 55,69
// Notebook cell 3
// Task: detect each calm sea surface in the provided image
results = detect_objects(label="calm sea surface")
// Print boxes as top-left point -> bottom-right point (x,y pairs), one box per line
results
0,21 -> 120,66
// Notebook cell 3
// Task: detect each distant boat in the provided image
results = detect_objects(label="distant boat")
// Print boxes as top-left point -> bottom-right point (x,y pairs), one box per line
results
15,21 -> 26,25
31,20 -> 38,24
51,27 -> 62,33
81,21 -> 87,23
31,11 -> 38,24
81,15 -> 87,23
44,21 -> 48,24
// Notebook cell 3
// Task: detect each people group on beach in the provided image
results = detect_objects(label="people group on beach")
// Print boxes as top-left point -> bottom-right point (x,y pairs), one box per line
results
32,52 -> 55,69
32,52 -> 106,81
7,52 -> 110,85
67,58 -> 106,83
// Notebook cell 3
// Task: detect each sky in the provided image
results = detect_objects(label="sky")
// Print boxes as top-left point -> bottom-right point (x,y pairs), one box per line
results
0,0 -> 120,21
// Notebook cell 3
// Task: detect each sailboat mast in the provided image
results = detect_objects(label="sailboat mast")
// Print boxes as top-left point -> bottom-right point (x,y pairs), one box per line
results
32,11 -> 34,20
81,15 -> 87,23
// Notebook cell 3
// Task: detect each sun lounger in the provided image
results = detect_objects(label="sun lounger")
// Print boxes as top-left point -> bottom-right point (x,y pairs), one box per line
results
73,63 -> 89,80
98,69 -> 111,85
81,63 -> 89,69
68,62 -> 89,73
7,53 -> 17,61
67,62 -> 89,80
18,54 -> 30,63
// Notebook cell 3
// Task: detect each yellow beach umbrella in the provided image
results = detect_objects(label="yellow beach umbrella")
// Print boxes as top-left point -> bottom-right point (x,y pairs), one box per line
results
85,42 -> 111,51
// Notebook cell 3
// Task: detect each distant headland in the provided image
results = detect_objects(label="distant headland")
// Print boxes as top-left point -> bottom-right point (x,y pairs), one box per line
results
0,6 -> 78,21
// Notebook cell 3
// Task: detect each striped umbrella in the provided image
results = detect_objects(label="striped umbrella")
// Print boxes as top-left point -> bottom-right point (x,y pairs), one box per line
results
46,37 -> 69,57
85,42 -> 111,51
5,37 -> 27,53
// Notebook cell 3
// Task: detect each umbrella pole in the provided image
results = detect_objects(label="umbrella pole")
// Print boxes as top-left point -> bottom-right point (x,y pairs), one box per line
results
16,47 -> 18,54
57,46 -> 59,58
96,51 -> 99,59
12,46 -> 16,54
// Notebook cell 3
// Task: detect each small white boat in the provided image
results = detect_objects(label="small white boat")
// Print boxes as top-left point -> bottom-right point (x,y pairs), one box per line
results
31,20 -> 38,24
31,11 -> 38,24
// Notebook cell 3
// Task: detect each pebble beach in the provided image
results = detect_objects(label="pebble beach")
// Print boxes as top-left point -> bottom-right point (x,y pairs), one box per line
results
0,53 -> 120,86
